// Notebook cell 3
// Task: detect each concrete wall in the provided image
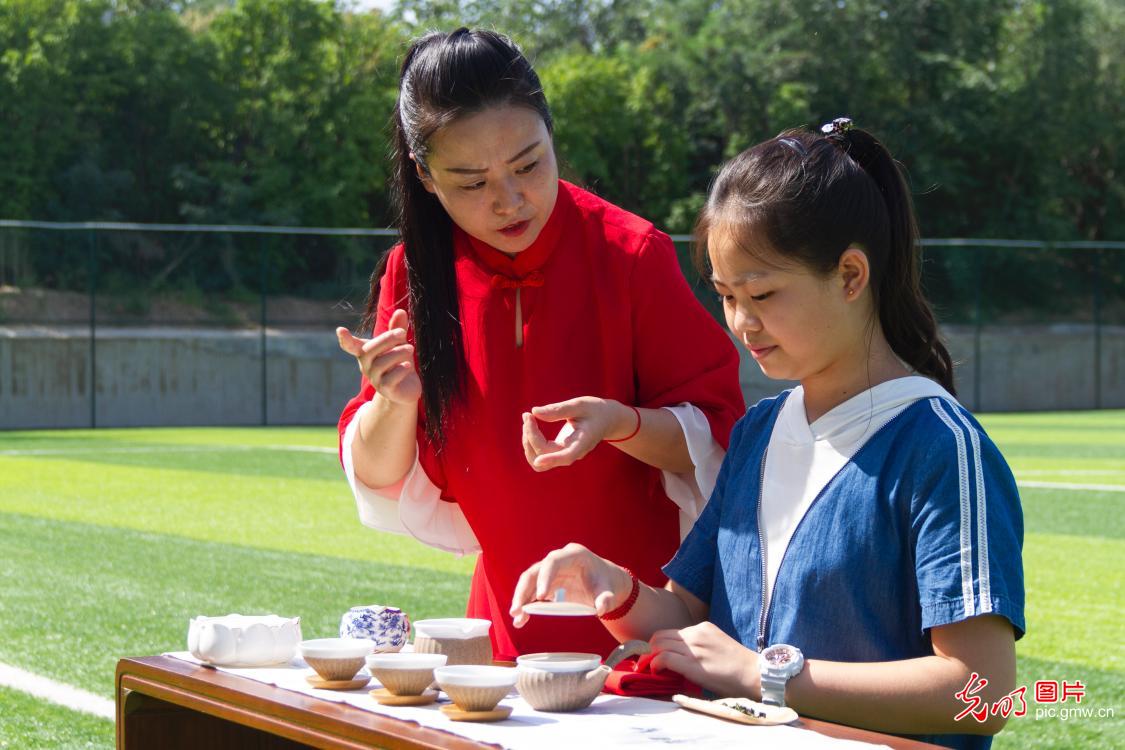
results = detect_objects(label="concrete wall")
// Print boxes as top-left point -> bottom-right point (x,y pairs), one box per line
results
1,324 -> 1122,430
0,327 -> 360,429
736,324 -> 1125,412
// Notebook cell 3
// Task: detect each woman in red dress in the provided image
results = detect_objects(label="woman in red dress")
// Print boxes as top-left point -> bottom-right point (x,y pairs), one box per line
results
336,28 -> 743,661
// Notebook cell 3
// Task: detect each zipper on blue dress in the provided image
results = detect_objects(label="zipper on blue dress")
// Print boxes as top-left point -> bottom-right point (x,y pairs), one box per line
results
755,448 -> 769,651
757,454 -> 837,652
755,404 -> 912,653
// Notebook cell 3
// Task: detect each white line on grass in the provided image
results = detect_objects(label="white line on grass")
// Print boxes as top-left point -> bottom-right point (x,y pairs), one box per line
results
0,662 -> 114,720
1017,481 -> 1125,493
0,445 -> 336,456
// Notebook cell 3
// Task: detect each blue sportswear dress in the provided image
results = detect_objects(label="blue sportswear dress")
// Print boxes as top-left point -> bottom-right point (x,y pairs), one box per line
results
664,391 -> 1026,750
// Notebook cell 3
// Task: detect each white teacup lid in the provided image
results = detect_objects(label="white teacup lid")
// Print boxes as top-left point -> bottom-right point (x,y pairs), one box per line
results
516,652 -> 602,672
521,601 -> 597,617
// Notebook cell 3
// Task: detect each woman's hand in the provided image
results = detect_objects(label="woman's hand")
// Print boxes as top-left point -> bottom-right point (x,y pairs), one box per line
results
336,309 -> 422,406
649,622 -> 760,698
522,397 -> 635,471
509,543 -> 633,628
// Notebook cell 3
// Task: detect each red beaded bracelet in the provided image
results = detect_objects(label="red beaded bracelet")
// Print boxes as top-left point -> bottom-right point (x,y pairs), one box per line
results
605,405 -> 642,443
600,568 -> 640,621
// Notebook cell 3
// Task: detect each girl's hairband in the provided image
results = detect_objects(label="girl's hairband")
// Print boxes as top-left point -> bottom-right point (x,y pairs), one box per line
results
778,117 -> 853,159
778,136 -> 806,156
778,116 -> 851,156
820,116 -> 854,139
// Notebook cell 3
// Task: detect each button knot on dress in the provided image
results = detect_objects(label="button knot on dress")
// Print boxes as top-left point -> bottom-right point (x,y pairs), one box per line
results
490,272 -> 545,290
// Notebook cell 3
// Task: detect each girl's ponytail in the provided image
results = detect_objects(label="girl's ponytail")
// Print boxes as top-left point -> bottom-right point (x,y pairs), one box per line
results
697,120 -> 956,395
840,128 -> 956,395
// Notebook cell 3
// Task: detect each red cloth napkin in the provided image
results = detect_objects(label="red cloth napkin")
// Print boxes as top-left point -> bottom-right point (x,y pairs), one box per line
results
602,653 -> 703,699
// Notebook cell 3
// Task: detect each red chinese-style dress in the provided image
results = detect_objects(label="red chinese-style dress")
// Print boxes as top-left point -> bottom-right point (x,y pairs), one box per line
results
339,181 -> 744,661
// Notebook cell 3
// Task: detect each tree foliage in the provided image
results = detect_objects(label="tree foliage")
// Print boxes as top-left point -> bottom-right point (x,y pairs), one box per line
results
0,0 -> 1120,245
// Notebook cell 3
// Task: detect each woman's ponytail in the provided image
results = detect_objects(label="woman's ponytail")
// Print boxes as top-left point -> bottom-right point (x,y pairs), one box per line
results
359,32 -> 465,446
359,29 -> 552,446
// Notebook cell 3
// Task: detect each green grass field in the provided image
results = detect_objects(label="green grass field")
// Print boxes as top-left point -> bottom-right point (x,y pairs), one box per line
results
0,414 -> 1121,748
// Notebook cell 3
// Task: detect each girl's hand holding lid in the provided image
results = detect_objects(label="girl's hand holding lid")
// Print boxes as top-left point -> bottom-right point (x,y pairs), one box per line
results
509,543 -> 633,629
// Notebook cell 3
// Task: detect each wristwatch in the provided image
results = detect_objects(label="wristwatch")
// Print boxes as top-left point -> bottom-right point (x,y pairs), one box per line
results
759,644 -> 805,707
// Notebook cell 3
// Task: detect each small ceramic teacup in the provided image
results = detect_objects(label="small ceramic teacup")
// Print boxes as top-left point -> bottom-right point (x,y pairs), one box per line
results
515,653 -> 611,712
434,665 -> 518,712
412,618 -> 492,666
366,652 -> 447,696
299,638 -> 373,682
339,605 -> 410,653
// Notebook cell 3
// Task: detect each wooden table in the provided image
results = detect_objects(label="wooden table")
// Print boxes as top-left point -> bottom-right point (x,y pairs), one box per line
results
116,656 -> 941,750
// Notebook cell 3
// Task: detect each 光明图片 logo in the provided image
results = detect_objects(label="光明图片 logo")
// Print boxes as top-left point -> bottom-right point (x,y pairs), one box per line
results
954,674 -> 1115,722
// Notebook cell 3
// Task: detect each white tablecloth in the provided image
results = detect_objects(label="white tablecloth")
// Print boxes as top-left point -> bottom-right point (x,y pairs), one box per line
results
165,652 -> 890,749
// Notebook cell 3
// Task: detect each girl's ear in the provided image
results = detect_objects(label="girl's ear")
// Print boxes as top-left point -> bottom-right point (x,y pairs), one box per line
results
838,247 -> 871,300
411,153 -> 436,194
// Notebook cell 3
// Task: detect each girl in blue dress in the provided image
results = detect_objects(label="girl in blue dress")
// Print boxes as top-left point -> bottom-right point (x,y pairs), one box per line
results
510,119 -> 1024,749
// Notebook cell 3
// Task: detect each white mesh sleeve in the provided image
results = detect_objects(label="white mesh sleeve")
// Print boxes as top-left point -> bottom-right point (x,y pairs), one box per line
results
341,400 -> 481,556
659,403 -> 726,539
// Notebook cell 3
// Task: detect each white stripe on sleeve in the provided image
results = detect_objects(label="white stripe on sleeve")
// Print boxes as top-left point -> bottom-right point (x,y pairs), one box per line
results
929,398 -> 976,618
952,406 -> 992,614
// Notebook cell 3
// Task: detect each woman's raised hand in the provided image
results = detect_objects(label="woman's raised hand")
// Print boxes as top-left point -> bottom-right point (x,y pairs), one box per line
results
509,543 -> 632,628
522,397 -> 633,471
335,309 -> 422,405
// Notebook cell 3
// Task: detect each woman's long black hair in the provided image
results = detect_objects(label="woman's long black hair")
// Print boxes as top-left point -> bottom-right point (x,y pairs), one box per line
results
694,123 -> 956,394
361,28 -> 553,445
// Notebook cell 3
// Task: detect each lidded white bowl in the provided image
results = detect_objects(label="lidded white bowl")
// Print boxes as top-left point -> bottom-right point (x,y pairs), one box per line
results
187,614 -> 301,667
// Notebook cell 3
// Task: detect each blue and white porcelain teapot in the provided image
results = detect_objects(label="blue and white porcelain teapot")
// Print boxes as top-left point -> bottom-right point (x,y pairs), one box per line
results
339,605 -> 410,652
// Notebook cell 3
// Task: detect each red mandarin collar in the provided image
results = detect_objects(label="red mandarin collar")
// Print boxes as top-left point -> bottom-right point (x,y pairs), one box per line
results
460,181 -> 574,287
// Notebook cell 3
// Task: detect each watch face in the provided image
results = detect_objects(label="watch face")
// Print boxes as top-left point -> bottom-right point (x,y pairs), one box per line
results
763,645 -> 795,667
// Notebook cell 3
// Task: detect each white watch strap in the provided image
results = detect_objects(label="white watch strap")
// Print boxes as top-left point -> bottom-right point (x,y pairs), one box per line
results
761,674 -> 788,707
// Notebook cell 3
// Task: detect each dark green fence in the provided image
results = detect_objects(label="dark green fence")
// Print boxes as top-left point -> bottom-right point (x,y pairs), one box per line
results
0,221 -> 1122,428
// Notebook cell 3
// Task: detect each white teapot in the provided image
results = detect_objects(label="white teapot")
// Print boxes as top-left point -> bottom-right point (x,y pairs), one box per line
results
187,614 -> 301,667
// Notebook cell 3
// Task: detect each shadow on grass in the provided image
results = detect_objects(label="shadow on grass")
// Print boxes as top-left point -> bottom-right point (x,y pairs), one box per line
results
0,442 -> 344,482
0,511 -> 471,700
